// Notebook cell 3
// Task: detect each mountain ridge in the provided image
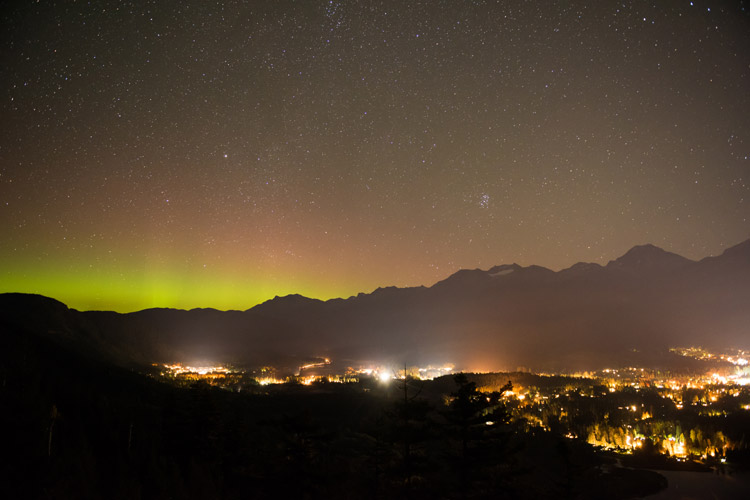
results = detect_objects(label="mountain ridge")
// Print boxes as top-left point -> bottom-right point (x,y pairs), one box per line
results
2,239 -> 749,371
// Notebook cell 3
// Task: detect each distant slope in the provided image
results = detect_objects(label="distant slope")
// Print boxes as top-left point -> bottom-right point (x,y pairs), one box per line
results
0,298 -> 671,500
1,239 -> 748,371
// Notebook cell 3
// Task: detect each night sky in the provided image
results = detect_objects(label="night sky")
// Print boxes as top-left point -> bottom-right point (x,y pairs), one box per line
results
2,1 -> 749,312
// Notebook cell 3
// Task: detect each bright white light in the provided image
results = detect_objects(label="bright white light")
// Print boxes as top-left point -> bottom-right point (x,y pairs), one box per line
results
379,371 -> 391,382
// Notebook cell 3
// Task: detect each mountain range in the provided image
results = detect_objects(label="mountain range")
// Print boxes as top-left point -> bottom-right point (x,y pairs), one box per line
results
2,239 -> 749,372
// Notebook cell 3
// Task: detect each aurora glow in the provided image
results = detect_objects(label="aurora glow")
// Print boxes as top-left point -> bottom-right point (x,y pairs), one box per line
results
1,1 -> 748,312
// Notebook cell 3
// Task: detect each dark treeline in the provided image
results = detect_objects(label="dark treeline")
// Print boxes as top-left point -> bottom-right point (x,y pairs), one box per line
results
0,325 -> 669,499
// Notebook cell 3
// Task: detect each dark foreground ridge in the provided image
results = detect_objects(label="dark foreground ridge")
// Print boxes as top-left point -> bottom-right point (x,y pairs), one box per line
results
0,319 -> 670,499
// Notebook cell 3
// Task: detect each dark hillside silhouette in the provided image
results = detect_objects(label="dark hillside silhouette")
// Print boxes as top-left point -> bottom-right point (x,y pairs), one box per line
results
0,322 -> 668,499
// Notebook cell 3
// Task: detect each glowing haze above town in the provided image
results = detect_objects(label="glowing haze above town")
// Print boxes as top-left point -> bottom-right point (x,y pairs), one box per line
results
1,1 -> 748,312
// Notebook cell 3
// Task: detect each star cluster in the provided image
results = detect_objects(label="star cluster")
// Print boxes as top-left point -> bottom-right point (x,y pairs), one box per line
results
1,1 -> 748,311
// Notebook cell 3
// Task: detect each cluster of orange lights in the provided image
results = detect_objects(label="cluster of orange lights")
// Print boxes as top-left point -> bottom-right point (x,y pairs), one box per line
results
156,351 -> 748,462
160,363 -> 232,376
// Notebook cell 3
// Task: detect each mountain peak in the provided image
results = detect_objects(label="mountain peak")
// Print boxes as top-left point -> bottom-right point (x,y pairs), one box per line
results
248,293 -> 323,313
607,244 -> 692,270
719,238 -> 750,259
696,238 -> 750,270
488,264 -> 522,276
431,267 -> 492,290
0,293 -> 72,318
561,261 -> 603,273
606,243 -> 692,270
